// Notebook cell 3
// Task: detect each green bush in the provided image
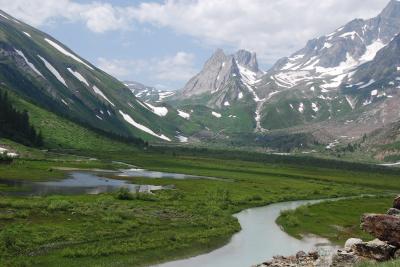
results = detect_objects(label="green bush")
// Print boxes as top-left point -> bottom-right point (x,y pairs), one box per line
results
115,188 -> 134,200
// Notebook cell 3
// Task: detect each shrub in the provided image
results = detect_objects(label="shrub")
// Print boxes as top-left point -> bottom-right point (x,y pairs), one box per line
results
115,188 -> 134,200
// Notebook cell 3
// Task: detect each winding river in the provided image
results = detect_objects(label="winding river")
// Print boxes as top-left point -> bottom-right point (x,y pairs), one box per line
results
153,199 -> 337,267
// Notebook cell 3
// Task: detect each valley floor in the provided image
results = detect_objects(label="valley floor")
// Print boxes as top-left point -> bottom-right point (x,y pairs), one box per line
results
0,146 -> 399,267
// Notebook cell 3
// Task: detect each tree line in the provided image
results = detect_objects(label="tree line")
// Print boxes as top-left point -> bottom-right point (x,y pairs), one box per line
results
0,91 -> 43,147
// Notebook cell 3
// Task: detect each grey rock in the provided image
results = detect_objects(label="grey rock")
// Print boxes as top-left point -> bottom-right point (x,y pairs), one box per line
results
344,238 -> 363,252
296,251 -> 307,259
331,250 -> 363,267
234,49 -> 259,73
353,239 -> 396,261
387,208 -> 400,216
361,213 -> 400,246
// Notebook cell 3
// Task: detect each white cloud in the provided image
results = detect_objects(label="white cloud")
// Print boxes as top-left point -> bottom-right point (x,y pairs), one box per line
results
0,0 -> 390,64
130,0 -> 389,63
97,52 -> 197,84
0,0 -> 134,33
155,52 -> 196,81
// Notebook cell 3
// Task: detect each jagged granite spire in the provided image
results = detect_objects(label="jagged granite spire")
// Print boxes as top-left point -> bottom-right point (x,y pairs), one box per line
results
234,50 -> 259,73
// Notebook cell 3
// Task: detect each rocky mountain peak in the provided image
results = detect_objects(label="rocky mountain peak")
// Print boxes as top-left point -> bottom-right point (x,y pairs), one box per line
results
379,0 -> 400,19
234,49 -> 259,72
205,48 -> 227,66
177,48 -> 261,108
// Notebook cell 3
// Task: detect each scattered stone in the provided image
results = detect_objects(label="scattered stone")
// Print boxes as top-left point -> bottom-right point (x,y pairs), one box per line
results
331,250 -> 362,267
361,214 -> 400,246
353,239 -> 396,261
344,238 -> 363,252
393,196 -> 400,209
308,251 -> 319,260
296,251 -> 307,258
254,253 -> 321,267
387,208 -> 400,216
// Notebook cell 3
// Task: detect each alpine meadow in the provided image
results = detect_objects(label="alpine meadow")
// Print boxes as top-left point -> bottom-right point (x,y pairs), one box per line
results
1,1 -> 400,267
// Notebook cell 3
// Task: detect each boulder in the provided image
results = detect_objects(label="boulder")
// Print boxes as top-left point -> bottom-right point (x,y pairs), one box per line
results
331,250 -> 362,267
387,208 -> 400,216
296,251 -> 307,259
393,196 -> 400,210
344,238 -> 363,252
353,239 -> 396,261
361,214 -> 400,246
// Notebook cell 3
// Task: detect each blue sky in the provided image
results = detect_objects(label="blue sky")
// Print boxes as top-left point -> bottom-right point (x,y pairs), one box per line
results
38,0 -> 216,90
0,0 -> 390,90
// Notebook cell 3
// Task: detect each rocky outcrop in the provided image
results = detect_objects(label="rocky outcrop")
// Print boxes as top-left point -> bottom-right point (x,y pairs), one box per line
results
361,214 -> 400,247
331,250 -> 362,267
344,238 -> 363,251
352,239 -> 396,261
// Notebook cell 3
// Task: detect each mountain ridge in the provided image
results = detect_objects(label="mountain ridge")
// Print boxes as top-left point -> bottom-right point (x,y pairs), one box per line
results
0,9 -> 197,143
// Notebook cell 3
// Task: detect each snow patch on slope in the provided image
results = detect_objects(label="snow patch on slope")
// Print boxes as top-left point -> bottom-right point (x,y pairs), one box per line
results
211,111 -> 222,118
45,38 -> 94,70
359,39 -> 385,63
145,103 -> 168,117
0,14 -> 9,20
14,49 -> 43,77
176,135 -> 188,143
177,110 -> 190,119
158,91 -> 175,100
93,85 -> 115,107
23,32 -> 31,38
238,64 -> 263,102
37,55 -> 67,87
119,110 -> 171,141
67,68 -> 89,86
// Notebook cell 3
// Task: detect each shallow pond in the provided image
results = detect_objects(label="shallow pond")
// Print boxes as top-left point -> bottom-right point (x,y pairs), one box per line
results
0,167 -> 222,196
153,199 -> 337,267
118,168 -> 225,181
0,171 -> 171,196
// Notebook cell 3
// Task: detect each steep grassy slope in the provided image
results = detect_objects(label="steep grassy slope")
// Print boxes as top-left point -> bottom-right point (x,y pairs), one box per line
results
0,10 -> 193,143
2,87 -> 138,151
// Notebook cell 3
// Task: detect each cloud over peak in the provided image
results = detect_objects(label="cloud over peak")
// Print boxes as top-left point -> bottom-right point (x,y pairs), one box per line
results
0,0 -> 390,66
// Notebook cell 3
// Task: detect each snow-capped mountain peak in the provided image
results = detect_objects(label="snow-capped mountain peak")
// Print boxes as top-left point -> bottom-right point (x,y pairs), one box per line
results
176,49 -> 263,108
